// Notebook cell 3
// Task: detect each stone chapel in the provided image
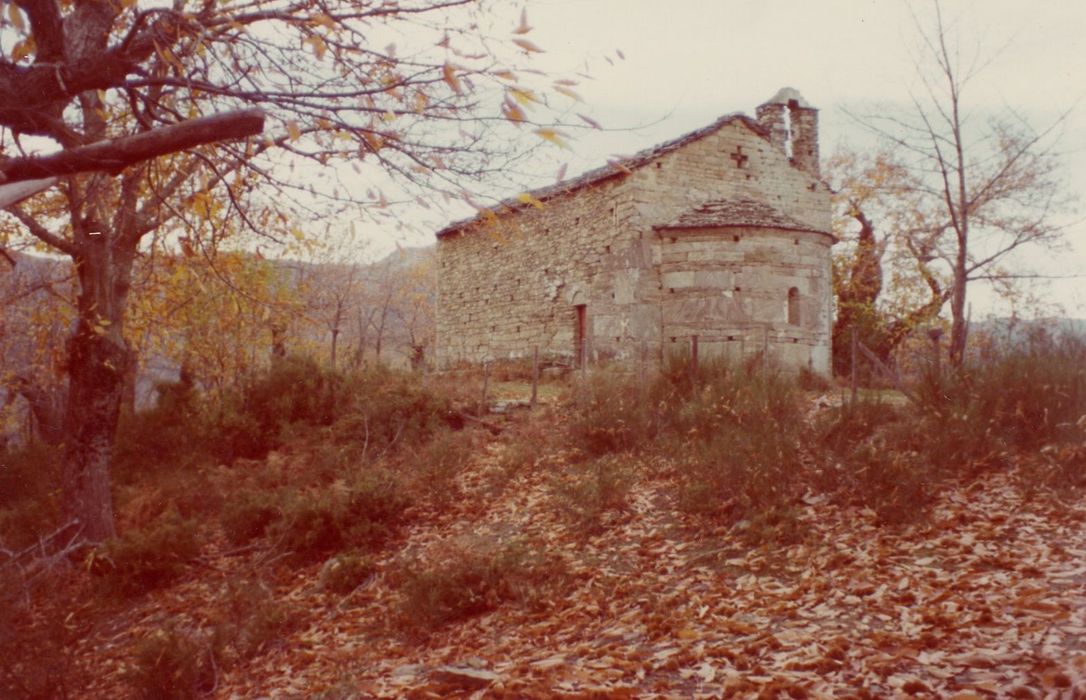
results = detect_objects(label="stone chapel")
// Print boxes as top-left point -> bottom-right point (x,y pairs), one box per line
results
434,87 -> 835,375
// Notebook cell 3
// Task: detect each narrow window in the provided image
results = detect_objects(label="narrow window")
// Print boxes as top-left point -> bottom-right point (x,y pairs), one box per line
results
787,287 -> 800,325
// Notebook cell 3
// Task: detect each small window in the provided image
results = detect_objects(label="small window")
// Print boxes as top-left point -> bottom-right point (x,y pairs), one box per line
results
787,287 -> 800,325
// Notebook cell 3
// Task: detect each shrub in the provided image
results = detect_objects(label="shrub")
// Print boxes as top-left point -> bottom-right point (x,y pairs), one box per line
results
847,440 -> 931,525
552,454 -> 634,535
113,379 -> 207,481
567,369 -> 658,458
212,579 -> 296,663
817,399 -> 954,525
342,468 -> 413,549
268,492 -> 345,564
331,369 -> 461,456
404,429 -> 474,505
917,331 -> 1086,466
677,420 -> 802,521
92,511 -> 201,597
397,536 -> 561,629
668,366 -> 806,530
220,490 -> 283,546
126,625 -> 215,700
0,568 -> 81,699
320,551 -> 377,595
0,442 -> 61,550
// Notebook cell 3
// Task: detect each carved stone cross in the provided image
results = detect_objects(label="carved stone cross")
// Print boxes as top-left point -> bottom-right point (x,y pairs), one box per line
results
729,145 -> 748,169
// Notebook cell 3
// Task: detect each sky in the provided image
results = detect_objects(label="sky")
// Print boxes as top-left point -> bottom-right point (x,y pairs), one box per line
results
388,0 -> 1086,318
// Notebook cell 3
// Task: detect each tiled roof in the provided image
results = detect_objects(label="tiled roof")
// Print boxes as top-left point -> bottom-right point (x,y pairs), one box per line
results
436,113 -> 767,238
655,197 -> 824,233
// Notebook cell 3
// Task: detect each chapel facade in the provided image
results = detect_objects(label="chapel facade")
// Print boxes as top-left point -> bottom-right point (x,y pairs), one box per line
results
434,88 -> 835,375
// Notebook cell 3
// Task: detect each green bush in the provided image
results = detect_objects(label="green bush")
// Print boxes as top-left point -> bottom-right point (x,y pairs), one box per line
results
126,625 -> 215,700
397,536 -> 561,629
92,511 -> 201,597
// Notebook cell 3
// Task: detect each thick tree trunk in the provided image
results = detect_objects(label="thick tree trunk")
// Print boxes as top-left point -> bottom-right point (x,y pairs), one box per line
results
61,238 -> 135,542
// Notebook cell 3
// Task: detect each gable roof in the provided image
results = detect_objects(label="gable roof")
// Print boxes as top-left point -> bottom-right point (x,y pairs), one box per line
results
655,197 -> 828,235
436,113 -> 769,239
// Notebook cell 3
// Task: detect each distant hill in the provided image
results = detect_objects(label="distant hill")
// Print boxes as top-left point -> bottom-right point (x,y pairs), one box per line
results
971,317 -> 1086,346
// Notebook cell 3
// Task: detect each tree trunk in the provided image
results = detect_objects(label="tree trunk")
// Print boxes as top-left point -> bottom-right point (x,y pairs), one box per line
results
61,238 -> 135,543
948,250 -> 968,367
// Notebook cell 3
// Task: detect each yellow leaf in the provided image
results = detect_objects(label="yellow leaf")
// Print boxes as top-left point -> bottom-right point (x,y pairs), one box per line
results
8,3 -> 24,31
312,13 -> 334,29
534,128 -> 570,149
510,88 -> 538,106
493,69 -> 517,81
553,84 -> 582,102
442,62 -> 462,95
502,100 -> 526,123
287,121 -> 301,141
511,37 -> 544,53
304,35 -> 326,60
11,36 -> 34,62
513,7 -> 531,34
516,192 -> 544,209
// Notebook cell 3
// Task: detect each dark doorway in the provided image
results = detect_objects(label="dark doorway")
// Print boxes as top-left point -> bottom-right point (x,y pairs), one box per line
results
574,304 -> 587,367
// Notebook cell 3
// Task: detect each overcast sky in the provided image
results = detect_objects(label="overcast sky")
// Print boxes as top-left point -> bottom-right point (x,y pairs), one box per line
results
404,0 -> 1085,318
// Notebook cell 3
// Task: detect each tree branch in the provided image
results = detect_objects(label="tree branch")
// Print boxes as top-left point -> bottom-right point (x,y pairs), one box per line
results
0,109 -> 266,184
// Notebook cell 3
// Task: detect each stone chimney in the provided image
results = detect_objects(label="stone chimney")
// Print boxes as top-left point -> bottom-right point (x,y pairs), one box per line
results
755,87 -> 820,178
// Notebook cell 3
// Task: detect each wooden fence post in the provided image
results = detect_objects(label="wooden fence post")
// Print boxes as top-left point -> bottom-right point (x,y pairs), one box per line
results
530,346 -> 539,409
639,339 -> 647,386
763,326 -> 770,375
479,362 -> 491,414
850,326 -> 858,407
689,334 -> 699,383
928,328 -> 942,381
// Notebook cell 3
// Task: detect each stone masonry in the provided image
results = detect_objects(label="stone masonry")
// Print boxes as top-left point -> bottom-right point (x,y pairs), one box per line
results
435,87 -> 835,375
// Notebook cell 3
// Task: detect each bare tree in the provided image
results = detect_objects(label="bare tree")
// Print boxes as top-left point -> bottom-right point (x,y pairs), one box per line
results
852,0 -> 1073,366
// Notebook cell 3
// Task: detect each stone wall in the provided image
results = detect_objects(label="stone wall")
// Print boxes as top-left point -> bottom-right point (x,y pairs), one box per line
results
654,226 -> 833,373
435,112 -> 834,374
435,175 -> 649,367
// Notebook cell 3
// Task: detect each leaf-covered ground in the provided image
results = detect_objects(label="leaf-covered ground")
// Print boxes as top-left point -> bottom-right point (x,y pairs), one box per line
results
67,409 -> 1086,698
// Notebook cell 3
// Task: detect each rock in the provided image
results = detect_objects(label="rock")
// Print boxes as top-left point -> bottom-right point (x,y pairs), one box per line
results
430,666 -> 499,689
390,663 -> 425,679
